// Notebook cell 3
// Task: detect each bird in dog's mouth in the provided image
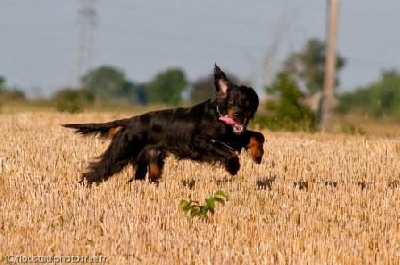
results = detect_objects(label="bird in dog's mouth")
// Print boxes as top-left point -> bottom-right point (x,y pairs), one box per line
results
219,115 -> 244,134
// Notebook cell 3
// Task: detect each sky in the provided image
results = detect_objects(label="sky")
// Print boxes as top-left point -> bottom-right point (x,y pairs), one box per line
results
1,0 -> 399,98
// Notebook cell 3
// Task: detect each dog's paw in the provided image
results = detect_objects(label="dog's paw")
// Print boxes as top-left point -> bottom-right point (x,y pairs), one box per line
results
225,156 -> 240,175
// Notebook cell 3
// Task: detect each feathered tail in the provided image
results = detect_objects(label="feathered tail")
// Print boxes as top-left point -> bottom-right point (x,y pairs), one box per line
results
62,118 -> 129,139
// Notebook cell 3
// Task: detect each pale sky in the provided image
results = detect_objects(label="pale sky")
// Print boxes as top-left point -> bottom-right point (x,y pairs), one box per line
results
1,0 -> 399,98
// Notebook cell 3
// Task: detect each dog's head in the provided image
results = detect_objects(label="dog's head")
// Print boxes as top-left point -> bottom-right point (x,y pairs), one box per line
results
214,64 -> 259,134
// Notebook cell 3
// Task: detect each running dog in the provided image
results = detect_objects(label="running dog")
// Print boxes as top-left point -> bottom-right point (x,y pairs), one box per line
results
62,65 -> 264,184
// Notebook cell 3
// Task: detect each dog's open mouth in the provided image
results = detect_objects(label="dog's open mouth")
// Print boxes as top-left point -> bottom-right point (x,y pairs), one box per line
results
219,115 -> 244,134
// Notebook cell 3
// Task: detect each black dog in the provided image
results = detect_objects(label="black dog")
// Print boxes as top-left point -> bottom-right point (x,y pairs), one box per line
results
62,65 -> 264,184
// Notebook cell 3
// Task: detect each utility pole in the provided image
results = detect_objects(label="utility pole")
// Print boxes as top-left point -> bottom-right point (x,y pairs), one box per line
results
321,0 -> 340,132
74,0 -> 97,87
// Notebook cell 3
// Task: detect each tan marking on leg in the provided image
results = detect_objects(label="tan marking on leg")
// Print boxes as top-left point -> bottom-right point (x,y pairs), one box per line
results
108,126 -> 123,139
148,163 -> 161,182
248,136 -> 264,164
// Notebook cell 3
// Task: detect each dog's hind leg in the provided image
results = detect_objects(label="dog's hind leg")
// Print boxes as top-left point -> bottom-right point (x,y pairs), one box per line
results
130,149 -> 148,182
129,146 -> 166,183
81,132 -> 143,184
148,148 -> 166,183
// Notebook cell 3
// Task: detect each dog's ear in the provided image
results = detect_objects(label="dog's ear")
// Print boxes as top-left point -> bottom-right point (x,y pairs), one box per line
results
214,64 -> 230,95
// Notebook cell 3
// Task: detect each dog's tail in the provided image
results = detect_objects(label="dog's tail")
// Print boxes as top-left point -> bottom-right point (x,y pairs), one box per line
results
62,118 -> 129,139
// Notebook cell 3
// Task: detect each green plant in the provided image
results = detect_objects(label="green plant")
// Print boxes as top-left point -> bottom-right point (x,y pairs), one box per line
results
179,190 -> 228,218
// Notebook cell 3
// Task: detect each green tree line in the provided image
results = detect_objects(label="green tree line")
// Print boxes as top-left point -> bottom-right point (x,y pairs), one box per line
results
2,37 -> 400,127
337,69 -> 400,119
51,65 -> 240,113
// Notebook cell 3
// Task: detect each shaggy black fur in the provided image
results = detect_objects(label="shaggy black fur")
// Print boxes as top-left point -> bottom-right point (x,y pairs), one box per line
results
62,65 -> 264,184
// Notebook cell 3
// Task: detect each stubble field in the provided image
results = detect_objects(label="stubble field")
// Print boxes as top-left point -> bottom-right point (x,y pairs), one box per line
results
1,112 -> 399,264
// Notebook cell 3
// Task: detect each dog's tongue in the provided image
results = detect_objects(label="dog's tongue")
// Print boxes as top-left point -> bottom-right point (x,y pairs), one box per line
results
219,115 -> 244,133
219,115 -> 236,125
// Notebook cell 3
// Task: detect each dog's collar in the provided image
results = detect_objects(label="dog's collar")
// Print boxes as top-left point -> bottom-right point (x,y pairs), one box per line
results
210,139 -> 235,152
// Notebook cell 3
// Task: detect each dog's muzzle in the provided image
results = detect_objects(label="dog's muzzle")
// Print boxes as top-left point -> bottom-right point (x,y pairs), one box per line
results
219,115 -> 245,134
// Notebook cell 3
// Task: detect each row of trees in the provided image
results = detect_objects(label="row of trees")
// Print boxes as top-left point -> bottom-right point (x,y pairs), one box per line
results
0,76 -> 26,104
52,65 -> 241,113
337,69 -> 400,118
54,66 -> 187,108
2,37 -> 399,129
81,66 -> 189,106
53,38 -> 341,117
50,37 -> 337,129
255,38 -> 400,130
259,38 -> 346,131
52,65 -> 221,112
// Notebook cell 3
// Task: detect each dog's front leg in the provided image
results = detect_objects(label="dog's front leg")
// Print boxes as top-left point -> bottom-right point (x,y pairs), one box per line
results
216,148 -> 241,175
219,130 -> 265,164
244,130 -> 265,164
224,154 -> 241,175
194,137 -> 241,175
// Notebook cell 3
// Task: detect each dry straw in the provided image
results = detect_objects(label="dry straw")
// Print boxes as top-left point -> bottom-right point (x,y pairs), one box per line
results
1,113 -> 399,264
